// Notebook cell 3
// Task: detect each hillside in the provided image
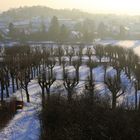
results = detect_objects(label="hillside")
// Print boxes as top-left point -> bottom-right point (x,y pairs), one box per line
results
0,6 -> 96,20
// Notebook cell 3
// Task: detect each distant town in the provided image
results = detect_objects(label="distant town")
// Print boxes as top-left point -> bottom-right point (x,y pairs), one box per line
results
0,6 -> 140,47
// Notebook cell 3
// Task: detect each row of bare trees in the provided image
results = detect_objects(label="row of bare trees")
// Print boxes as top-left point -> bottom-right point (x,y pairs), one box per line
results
0,45 -> 43,103
36,43 -> 140,110
0,43 -> 140,110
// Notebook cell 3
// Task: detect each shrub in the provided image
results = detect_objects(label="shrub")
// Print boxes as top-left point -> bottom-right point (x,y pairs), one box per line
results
40,93 -> 140,140
0,97 -> 17,130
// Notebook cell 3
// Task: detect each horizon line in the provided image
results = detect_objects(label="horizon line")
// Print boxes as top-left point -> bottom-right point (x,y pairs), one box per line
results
1,5 -> 140,17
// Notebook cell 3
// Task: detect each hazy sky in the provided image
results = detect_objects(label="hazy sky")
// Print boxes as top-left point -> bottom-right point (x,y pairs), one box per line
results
1,0 -> 140,15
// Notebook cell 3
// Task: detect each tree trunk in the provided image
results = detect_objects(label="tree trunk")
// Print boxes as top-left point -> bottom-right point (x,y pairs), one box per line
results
80,56 -> 82,64
90,68 -> 93,83
42,86 -> 45,108
99,57 -> 102,63
33,67 -> 36,78
39,65 -> 41,74
128,67 -> 131,80
63,65 -> 65,78
5,82 -> 9,98
50,68 -> 53,77
124,66 -> 127,75
1,82 -> 4,102
89,86 -> 94,103
16,77 -> 19,90
112,95 -> 116,109
68,89 -> 72,102
104,67 -> 107,81
109,56 -> 111,63
135,83 -> 138,110
76,69 -> 79,81
89,56 -> 91,63
11,76 -> 15,93
59,57 -> 61,65
6,72 -> 10,87
69,56 -> 72,65
25,86 -> 30,102
37,66 -> 39,76
116,69 -> 121,83
30,66 -> 33,79
138,79 -> 140,90
46,88 -> 50,101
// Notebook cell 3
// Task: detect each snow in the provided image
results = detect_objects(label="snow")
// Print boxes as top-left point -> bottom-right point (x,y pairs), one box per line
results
97,40 -> 140,56
0,80 -> 41,140
1,39 -> 140,139
52,64 -> 138,107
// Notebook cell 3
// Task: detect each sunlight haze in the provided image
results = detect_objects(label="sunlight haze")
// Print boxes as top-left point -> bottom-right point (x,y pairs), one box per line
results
1,0 -> 140,15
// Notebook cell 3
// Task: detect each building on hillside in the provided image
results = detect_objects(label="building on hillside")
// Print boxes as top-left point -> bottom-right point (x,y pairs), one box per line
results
127,22 -> 140,39
58,19 -> 77,30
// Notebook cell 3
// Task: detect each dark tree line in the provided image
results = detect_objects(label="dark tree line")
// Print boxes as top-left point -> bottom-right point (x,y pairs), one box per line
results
39,43 -> 140,140
1,43 -> 140,110
0,45 -> 42,103
36,43 -> 140,110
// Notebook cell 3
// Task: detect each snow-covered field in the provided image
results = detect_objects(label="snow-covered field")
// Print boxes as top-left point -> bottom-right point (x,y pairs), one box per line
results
97,40 -> 140,56
1,40 -> 140,140
0,80 -> 41,140
1,65 -> 137,140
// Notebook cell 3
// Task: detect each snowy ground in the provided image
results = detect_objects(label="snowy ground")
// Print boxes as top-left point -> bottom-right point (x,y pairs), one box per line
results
0,80 -> 41,140
53,64 -> 139,107
97,40 -> 140,56
1,40 -> 140,139
0,65 -> 138,140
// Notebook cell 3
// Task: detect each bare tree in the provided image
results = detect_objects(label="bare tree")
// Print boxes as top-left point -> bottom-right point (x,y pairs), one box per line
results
103,63 -> 108,82
62,57 -> 67,78
112,61 -> 122,83
17,46 -> 32,102
54,45 -> 64,65
86,60 -> 97,83
44,69 -> 56,101
85,60 -> 96,101
38,71 -> 46,107
86,47 -> 93,63
3,67 -> 9,98
40,58 -> 56,101
0,69 -> 5,102
18,69 -> 30,102
72,58 -> 81,81
41,47 -> 50,69
94,45 -> 104,63
104,45 -> 114,63
65,46 -> 74,65
134,64 -> 140,89
125,49 -> 139,80
85,76 -> 95,102
105,75 -> 126,109
46,58 -> 56,77
63,71 -> 79,102
5,47 -> 17,93
76,44 -> 84,64
134,82 -> 138,110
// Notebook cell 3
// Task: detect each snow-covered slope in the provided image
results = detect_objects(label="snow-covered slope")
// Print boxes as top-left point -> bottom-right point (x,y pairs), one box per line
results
0,80 -> 41,140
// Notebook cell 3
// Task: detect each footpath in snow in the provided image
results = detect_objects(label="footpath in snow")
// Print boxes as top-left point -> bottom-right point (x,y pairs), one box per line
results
0,80 -> 41,140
